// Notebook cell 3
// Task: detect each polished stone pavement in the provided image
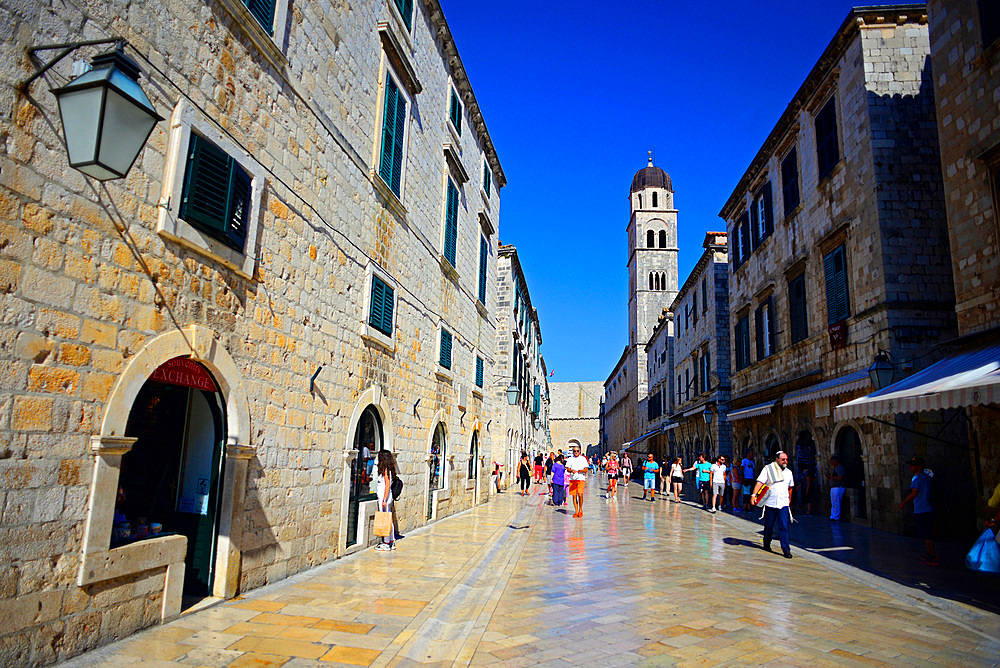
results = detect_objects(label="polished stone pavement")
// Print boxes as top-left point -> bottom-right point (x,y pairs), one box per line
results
63,480 -> 1000,667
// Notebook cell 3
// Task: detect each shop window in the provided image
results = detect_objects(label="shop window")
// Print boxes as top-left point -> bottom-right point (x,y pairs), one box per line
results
430,422 -> 447,494
468,431 -> 479,480
347,405 -> 384,546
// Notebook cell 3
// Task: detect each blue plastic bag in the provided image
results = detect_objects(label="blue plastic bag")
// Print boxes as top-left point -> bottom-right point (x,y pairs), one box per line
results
965,528 -> 1000,574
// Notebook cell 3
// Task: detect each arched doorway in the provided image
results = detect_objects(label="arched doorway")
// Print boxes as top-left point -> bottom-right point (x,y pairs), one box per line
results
468,431 -> 479,482
347,405 -> 384,546
428,422 -> 446,519
121,357 -> 226,598
835,425 -> 866,519
763,432 -> 780,459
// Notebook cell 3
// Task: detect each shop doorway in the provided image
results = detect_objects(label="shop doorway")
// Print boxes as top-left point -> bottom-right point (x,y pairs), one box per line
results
120,357 -> 225,598
836,425 -> 867,519
428,423 -> 446,519
347,406 -> 383,547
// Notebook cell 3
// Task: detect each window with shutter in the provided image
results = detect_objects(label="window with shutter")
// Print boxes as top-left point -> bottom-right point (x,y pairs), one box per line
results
439,328 -> 452,370
179,133 -> 252,253
475,356 -> 484,388
781,148 -> 800,215
443,179 -> 458,266
981,0 -> 1000,48
704,351 -> 711,391
379,76 -> 406,197
368,275 -> 394,337
478,235 -> 488,304
789,273 -> 808,343
483,161 -> 491,197
693,291 -> 699,325
762,181 -> 774,238
738,212 -> 751,262
449,89 -> 462,136
824,245 -> 850,325
533,384 -> 540,415
815,97 -> 840,179
735,315 -> 750,371
702,277 -> 708,313
751,195 -> 762,250
393,0 -> 414,31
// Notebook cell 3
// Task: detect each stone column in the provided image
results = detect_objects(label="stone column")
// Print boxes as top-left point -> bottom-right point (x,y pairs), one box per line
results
212,442 -> 255,599
78,436 -> 137,569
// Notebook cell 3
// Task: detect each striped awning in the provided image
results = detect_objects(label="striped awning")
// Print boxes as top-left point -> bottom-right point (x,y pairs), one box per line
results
834,343 -> 1000,420
783,369 -> 870,407
662,422 -> 679,431
622,428 -> 660,450
726,400 -> 777,422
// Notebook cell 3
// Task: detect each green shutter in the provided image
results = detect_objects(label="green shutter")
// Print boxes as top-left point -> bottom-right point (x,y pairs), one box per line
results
245,0 -> 275,35
369,276 -> 394,337
394,0 -> 413,30
824,246 -> 849,324
449,90 -> 462,135
762,181 -> 774,237
790,274 -> 807,343
440,329 -> 452,369
533,384 -> 540,414
478,236 -> 488,304
483,163 -> 491,197
444,179 -> 458,266
379,77 -> 406,196
475,356 -> 484,387
179,133 -> 251,252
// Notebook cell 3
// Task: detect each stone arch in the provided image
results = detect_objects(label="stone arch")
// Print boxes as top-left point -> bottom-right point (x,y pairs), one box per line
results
83,325 -> 253,618
658,230 -> 667,248
761,427 -> 782,458
345,385 -> 394,453
646,229 -> 655,248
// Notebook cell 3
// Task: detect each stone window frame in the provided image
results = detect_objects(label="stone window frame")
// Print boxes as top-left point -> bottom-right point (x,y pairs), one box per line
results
157,100 -> 266,279
79,326 -> 253,621
371,57 -> 415,216
215,0 -> 292,71
361,261 -> 398,352
435,321 -> 454,382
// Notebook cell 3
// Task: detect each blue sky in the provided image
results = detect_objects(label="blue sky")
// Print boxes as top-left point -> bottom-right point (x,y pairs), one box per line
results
440,0 -> 863,382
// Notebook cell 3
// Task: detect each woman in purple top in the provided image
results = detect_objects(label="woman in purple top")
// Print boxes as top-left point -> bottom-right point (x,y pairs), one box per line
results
551,456 -> 567,506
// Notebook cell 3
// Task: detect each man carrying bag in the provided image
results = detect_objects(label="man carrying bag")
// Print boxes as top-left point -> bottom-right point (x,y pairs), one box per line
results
751,451 -> 795,559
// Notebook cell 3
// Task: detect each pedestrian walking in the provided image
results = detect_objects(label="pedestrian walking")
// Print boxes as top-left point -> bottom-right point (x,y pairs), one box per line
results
605,451 -> 619,497
566,444 -> 589,518
533,452 -> 545,484
828,455 -> 846,521
670,457 -> 684,503
899,456 -> 939,565
621,454 -> 633,492
551,455 -> 567,506
518,454 -> 531,496
684,454 -> 712,508
545,452 -> 555,497
751,451 -> 795,559
730,461 -> 742,512
374,450 -> 397,552
741,450 -> 756,511
709,455 -> 727,513
660,457 -> 671,495
641,453 -> 660,501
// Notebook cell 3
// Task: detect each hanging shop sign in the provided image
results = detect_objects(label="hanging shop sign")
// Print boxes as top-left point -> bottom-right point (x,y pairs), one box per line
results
150,357 -> 218,392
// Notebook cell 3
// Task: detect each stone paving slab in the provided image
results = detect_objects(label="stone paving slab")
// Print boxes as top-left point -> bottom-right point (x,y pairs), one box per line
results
60,481 -> 1000,667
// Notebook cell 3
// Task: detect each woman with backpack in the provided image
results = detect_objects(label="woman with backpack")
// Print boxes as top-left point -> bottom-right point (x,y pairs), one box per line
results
375,450 -> 398,552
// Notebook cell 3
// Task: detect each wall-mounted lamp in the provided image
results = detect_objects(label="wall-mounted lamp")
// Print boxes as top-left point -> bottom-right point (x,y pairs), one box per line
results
868,352 -> 895,391
505,382 -> 519,406
702,406 -> 714,425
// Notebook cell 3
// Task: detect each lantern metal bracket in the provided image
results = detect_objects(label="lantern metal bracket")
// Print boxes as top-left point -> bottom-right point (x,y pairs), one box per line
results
19,38 -> 125,94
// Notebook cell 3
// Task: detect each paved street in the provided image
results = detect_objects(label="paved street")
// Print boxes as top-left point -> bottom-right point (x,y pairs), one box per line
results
64,481 -> 1000,667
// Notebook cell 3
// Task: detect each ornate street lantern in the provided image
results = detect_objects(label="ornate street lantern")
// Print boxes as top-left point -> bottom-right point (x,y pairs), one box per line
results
505,382 -> 520,406
702,406 -> 714,424
868,353 -> 895,391
51,46 -> 162,180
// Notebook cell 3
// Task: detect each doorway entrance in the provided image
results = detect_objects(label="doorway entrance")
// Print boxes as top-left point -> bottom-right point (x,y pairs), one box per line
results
347,405 -> 383,547
428,423 -> 446,519
836,425 -> 867,519
120,357 -> 225,598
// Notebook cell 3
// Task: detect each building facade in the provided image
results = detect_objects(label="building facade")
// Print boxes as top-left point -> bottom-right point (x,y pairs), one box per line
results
665,232 -> 731,465
0,0 -> 508,662
548,381 -> 603,455
601,158 -> 679,457
493,245 -> 550,487
720,5 -> 967,534
644,309 -> 673,463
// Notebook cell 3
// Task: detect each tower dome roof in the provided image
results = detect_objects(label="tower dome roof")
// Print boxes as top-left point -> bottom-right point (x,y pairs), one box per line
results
630,155 -> 672,193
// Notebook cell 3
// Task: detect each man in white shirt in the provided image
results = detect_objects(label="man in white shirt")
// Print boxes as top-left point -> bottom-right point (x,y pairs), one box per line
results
709,456 -> 727,513
565,444 -> 589,518
751,451 -> 795,558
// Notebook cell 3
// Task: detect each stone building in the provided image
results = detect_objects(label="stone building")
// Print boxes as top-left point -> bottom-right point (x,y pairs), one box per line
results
663,232 -> 731,465
493,244 -> 549,487
720,5 -> 966,534
836,0 -> 1000,531
643,309 -> 673,463
600,157 -> 679,458
548,381 -> 603,456
0,0 -> 508,662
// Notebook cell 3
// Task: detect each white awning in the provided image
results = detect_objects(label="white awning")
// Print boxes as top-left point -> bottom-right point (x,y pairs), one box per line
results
682,403 -> 709,417
663,422 -> 679,431
622,428 -> 660,450
726,400 -> 777,421
783,369 -> 871,407
834,343 -> 1000,420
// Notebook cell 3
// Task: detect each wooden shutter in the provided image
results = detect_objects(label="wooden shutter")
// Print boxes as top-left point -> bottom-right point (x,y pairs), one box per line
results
762,182 -> 774,237
533,384 -> 540,414
816,98 -> 839,178
449,90 -> 462,135
754,305 -> 764,361
444,179 -> 458,266
180,133 -> 251,252
782,148 -> 799,214
789,274 -> 807,343
395,0 -> 414,30
766,297 -> 775,355
245,0 -> 275,35
478,236 -> 488,304
750,197 -> 761,249
440,329 -> 452,369
476,356 -> 484,387
379,77 -> 405,196
739,212 -> 751,261
483,163 -> 491,197
368,276 -> 394,336
824,246 -> 850,324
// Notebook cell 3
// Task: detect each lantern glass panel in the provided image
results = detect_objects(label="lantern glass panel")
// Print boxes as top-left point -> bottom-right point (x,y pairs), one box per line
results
56,87 -> 103,166
99,87 -> 159,176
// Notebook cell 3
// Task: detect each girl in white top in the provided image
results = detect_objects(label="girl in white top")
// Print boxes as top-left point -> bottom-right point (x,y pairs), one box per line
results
375,450 -> 396,551
670,457 -> 684,503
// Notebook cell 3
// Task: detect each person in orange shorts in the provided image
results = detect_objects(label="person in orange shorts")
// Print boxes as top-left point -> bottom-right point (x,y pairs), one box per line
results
565,444 -> 589,518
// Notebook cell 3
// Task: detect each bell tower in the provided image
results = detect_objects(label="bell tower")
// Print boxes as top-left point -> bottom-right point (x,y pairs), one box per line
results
627,152 -> 678,399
